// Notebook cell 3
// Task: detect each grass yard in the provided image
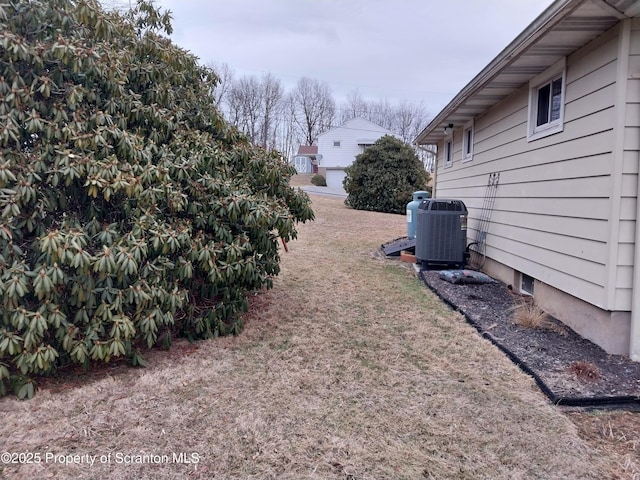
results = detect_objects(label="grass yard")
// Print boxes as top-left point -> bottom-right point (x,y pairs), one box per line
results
0,184 -> 637,479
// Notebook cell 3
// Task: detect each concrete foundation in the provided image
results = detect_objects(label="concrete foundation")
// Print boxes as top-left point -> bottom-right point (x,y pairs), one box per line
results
481,257 -> 632,357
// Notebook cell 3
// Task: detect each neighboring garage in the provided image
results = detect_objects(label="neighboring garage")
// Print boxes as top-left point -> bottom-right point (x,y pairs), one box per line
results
324,167 -> 347,194
317,117 -> 397,194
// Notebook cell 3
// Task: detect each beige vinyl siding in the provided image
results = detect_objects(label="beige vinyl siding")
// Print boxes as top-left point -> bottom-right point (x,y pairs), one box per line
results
435,27 -> 621,310
616,17 -> 640,311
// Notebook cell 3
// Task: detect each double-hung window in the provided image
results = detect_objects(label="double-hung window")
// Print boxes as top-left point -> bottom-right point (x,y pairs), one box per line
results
527,58 -> 566,141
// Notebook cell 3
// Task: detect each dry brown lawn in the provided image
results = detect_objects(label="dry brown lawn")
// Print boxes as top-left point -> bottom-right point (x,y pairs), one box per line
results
0,187 -> 638,479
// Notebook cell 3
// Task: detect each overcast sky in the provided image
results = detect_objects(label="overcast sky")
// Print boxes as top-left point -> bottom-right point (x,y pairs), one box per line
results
149,0 -> 555,117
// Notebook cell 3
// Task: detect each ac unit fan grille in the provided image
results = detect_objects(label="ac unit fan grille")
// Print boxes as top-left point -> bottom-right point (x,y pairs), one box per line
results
415,199 -> 468,265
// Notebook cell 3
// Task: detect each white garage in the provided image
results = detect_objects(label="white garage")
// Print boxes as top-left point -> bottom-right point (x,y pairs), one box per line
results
325,168 -> 347,194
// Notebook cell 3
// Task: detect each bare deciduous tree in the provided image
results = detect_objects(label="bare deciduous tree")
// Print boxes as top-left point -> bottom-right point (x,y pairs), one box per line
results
339,94 -> 428,141
366,98 -> 395,132
207,65 -> 432,170
208,61 -> 234,109
340,89 -> 368,123
394,100 -> 428,144
222,72 -> 284,149
291,77 -> 335,146
227,75 -> 263,143
259,73 -> 283,149
273,95 -> 299,161
338,93 -> 432,171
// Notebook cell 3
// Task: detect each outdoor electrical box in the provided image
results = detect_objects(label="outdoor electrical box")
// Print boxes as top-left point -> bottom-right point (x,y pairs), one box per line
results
406,190 -> 429,239
415,199 -> 468,269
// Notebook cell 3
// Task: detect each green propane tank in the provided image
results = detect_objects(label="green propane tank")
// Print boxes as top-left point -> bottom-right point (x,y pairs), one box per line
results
406,190 -> 429,239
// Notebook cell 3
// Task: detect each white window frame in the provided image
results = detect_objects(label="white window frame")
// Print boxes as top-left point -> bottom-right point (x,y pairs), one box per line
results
462,120 -> 474,163
443,135 -> 453,168
358,143 -> 372,153
527,58 -> 566,142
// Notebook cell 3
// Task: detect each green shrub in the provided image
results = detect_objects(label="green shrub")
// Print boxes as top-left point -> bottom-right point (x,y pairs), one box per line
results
311,174 -> 327,187
343,136 -> 430,214
0,0 -> 313,398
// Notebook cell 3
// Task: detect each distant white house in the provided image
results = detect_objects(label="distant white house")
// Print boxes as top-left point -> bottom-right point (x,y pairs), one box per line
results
291,145 -> 318,174
415,0 -> 640,359
317,117 -> 396,192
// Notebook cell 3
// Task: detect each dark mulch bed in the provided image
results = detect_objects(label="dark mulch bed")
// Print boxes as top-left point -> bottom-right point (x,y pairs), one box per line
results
419,270 -> 640,407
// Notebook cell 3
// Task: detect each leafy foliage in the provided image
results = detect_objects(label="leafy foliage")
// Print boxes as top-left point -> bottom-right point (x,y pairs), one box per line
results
0,0 -> 313,397
310,174 -> 326,187
343,136 -> 430,214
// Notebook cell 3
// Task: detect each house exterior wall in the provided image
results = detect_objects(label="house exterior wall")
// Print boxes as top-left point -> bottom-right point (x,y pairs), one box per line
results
615,17 -> 640,314
433,21 -> 639,354
481,257 -> 632,355
317,118 -> 394,191
325,168 -> 347,192
629,16 -> 640,359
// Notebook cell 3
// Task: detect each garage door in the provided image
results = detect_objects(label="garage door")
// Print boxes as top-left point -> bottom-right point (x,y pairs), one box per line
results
325,169 -> 347,194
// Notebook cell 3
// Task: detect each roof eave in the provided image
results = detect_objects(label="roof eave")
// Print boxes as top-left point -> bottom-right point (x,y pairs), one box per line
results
415,0 -> 585,145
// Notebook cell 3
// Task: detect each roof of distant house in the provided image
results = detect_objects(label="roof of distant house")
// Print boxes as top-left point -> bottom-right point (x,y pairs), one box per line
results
297,145 -> 318,156
318,117 -> 395,139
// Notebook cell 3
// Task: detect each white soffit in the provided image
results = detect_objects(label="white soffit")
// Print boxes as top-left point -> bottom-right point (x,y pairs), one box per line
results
416,0 -> 639,145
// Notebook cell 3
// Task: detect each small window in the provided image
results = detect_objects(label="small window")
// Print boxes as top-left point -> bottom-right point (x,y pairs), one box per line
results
527,58 -> 566,142
536,78 -> 563,126
333,140 -> 341,147
462,120 -> 473,163
443,135 -> 453,168
521,273 -> 534,295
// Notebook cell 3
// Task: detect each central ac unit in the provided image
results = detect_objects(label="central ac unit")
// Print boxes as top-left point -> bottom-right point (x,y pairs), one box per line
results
415,199 -> 468,269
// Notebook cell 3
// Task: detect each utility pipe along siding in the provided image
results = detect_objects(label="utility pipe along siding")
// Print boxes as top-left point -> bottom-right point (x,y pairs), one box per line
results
625,18 -> 640,360
632,145 -> 640,361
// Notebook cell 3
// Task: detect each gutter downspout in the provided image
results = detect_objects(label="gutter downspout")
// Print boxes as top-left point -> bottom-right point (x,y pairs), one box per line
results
631,78 -> 640,360
607,19 -> 631,338
627,20 -> 640,359
431,145 -> 438,199
632,143 -> 640,361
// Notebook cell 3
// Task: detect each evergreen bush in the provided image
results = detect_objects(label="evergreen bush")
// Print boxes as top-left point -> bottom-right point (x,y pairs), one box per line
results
310,174 -> 326,187
0,0 -> 313,397
343,136 -> 430,214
